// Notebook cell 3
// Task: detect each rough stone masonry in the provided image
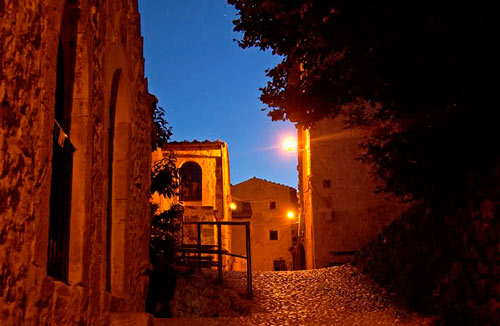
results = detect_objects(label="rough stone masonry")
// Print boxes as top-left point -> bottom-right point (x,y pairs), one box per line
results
1,1 -> 153,325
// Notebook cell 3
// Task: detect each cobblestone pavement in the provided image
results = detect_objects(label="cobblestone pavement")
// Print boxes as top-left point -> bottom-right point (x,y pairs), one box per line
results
156,265 -> 435,326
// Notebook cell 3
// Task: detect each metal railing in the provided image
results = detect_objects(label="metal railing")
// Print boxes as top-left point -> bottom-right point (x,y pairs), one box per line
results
179,221 -> 252,297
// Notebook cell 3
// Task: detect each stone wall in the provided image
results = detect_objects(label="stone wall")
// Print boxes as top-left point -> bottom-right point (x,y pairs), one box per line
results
231,177 -> 298,271
355,201 -> 499,325
170,271 -> 252,318
298,118 -> 404,268
297,126 -> 315,269
154,141 -> 232,266
0,1 -> 152,325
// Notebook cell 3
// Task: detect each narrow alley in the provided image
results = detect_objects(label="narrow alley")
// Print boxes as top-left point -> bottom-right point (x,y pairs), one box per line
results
157,265 -> 434,326
2,2 -> 498,326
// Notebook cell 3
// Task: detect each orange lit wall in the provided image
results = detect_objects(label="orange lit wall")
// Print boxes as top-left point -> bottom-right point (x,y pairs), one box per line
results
297,118 -> 405,268
0,1 -> 152,325
297,125 -> 316,269
231,177 -> 298,271
152,141 -> 233,267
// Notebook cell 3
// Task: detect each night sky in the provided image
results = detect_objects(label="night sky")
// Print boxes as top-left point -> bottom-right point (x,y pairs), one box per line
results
139,0 -> 298,188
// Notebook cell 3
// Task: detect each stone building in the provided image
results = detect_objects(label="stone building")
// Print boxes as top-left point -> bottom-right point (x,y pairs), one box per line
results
297,118 -> 404,269
231,177 -> 298,271
152,141 -> 232,266
1,1 -> 153,325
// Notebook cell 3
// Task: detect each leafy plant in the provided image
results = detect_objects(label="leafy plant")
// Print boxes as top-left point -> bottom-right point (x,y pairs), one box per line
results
150,96 -> 181,260
152,95 -> 173,150
151,152 -> 179,199
228,1 -> 500,214
147,96 -> 182,316
150,203 -> 183,265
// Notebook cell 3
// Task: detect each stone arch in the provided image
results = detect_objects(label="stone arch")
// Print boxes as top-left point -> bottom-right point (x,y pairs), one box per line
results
66,0 -> 92,286
47,0 -> 84,283
104,45 -> 133,297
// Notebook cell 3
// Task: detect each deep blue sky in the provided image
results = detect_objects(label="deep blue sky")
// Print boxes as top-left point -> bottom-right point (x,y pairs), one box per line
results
139,0 -> 298,188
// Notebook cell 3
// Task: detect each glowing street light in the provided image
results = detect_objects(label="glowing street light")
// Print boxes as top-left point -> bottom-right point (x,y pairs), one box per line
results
230,202 -> 237,210
282,136 -> 298,152
287,211 -> 295,219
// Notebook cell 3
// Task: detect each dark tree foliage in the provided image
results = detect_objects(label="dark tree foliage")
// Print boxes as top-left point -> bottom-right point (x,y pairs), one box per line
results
151,152 -> 179,199
151,95 -> 179,199
147,203 -> 182,317
150,95 -> 181,263
147,96 -> 182,317
149,203 -> 183,265
150,149 -> 182,268
152,95 -> 173,150
229,1 -> 500,212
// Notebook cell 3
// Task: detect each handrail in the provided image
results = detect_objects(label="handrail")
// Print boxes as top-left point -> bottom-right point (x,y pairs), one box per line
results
183,221 -> 250,226
179,221 -> 252,297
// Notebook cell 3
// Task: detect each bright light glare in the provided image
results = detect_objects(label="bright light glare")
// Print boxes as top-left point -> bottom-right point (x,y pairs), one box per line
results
282,136 -> 297,152
230,202 -> 237,210
287,211 -> 295,219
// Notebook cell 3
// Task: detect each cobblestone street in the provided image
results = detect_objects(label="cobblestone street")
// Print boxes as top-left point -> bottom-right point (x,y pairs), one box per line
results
156,265 -> 435,326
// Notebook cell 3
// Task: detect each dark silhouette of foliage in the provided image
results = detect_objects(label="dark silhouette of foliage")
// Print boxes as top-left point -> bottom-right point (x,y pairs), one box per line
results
147,95 -> 182,316
152,95 -> 173,150
150,203 -> 183,266
228,1 -> 500,213
151,151 -> 179,199
150,96 -> 181,260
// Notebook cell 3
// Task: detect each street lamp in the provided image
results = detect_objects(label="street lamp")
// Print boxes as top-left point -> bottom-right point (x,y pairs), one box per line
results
287,210 -> 295,219
282,136 -> 298,152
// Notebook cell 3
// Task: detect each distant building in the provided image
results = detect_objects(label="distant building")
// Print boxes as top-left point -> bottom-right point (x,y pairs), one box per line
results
152,141 -> 232,267
297,118 -> 404,269
1,1 -> 153,325
231,177 -> 298,271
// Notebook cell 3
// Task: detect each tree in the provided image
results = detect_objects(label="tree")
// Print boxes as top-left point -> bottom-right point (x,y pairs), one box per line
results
150,96 -> 182,264
228,1 -> 500,213
147,96 -> 182,316
152,96 -> 173,150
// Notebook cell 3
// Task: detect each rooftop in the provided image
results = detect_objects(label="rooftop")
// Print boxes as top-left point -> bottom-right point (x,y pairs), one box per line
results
233,176 -> 296,190
162,140 -> 227,150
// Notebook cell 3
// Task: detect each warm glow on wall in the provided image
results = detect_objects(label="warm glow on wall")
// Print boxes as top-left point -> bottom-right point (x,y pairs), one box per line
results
230,202 -> 237,210
287,211 -> 295,219
282,136 -> 297,152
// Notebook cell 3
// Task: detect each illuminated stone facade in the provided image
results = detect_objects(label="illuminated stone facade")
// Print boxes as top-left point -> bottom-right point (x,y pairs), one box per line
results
298,118 -> 404,269
153,141 -> 232,267
0,1 -> 152,325
231,177 -> 298,271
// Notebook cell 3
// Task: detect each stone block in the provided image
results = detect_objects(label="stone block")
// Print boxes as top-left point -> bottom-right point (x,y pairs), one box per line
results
110,313 -> 154,326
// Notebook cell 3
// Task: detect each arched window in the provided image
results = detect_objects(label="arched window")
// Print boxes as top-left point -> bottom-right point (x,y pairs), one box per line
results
105,69 -> 121,292
179,162 -> 202,201
47,0 -> 79,281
